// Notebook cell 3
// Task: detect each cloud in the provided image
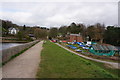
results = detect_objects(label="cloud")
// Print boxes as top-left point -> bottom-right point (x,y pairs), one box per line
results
0,0 -> 119,2
0,1 -> 118,27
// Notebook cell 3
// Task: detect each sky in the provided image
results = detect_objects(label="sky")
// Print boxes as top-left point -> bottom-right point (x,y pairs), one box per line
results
0,0 -> 119,28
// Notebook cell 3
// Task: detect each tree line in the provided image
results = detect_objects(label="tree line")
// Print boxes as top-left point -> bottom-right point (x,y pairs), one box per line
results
1,19 -> 120,46
1,19 -> 48,41
49,22 -> 120,46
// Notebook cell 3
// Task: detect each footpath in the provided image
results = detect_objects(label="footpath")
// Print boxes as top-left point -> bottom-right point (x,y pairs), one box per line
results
2,41 -> 43,78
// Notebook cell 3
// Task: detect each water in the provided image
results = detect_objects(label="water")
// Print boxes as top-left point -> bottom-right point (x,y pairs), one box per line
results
0,43 -> 24,50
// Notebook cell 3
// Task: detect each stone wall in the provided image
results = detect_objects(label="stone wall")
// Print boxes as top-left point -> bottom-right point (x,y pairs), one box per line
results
2,40 -> 39,63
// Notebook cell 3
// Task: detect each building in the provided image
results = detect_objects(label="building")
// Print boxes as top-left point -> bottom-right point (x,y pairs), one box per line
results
28,34 -> 36,40
8,27 -> 19,35
69,34 -> 83,42
89,44 -> 119,56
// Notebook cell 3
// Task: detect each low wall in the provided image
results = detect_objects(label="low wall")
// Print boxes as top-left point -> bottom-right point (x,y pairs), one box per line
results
1,40 -> 39,63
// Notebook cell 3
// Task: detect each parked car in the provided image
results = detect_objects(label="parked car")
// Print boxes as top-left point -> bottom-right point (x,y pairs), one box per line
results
62,40 -> 67,43
51,40 -> 57,43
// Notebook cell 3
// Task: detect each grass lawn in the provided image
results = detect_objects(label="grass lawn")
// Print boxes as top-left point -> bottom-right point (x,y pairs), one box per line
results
36,41 -> 119,78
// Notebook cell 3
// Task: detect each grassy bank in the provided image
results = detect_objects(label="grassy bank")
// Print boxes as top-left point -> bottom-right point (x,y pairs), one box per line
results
37,41 -> 119,78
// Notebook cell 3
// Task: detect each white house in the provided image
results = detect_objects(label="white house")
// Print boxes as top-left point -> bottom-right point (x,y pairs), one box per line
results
8,27 -> 19,35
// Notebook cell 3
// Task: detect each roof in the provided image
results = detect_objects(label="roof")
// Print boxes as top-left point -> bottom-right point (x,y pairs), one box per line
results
70,34 -> 81,36
28,34 -> 34,37
8,27 -> 19,31
92,44 -> 118,51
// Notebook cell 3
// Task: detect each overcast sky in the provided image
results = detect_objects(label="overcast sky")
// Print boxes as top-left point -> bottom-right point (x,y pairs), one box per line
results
0,0 -> 119,28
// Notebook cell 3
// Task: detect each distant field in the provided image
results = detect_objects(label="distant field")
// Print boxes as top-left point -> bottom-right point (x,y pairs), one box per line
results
36,41 -> 119,78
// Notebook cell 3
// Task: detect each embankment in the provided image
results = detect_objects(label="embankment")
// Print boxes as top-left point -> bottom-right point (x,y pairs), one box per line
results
1,40 -> 39,64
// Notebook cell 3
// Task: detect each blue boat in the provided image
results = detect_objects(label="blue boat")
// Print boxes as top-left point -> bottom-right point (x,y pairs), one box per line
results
66,45 -> 77,49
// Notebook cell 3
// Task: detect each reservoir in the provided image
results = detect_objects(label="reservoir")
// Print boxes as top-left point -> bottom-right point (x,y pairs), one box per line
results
0,43 -> 24,50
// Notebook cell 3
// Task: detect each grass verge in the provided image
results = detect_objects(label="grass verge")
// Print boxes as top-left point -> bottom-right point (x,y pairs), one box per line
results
36,41 -> 119,78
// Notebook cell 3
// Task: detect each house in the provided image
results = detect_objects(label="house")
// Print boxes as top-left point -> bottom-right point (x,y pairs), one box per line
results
69,34 -> 83,42
8,27 -> 19,35
28,33 -> 36,40
89,44 -> 119,56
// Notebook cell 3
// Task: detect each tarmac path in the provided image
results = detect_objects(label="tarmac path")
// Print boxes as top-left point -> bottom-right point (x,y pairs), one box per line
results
56,43 -> 119,69
2,41 -> 43,78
